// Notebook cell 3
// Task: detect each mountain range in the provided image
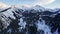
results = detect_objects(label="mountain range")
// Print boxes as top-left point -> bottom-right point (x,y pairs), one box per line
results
0,5 -> 60,34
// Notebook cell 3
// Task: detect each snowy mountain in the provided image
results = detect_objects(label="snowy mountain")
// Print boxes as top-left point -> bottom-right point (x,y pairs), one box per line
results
0,5 -> 60,34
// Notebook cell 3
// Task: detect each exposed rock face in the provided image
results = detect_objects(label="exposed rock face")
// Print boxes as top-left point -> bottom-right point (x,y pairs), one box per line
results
0,6 -> 60,34
0,8 -> 11,32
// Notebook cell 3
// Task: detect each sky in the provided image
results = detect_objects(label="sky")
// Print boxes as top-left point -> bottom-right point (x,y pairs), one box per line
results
0,0 -> 60,8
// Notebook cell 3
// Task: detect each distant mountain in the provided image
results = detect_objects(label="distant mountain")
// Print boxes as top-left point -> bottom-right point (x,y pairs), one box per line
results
0,5 -> 60,34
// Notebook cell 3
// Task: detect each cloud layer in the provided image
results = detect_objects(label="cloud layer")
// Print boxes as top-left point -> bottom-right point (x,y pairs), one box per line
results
21,0 -> 55,6
34,0 -> 55,5
0,0 -> 55,8
0,2 -> 9,8
0,2 -> 7,8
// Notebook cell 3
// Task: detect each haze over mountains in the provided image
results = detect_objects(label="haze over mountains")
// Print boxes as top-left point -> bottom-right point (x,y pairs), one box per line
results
0,5 -> 60,34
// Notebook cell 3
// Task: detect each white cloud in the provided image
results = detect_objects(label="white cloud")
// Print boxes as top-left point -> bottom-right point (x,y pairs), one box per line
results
0,2 -> 10,8
21,0 -> 55,7
35,0 -> 55,5
0,0 -> 56,8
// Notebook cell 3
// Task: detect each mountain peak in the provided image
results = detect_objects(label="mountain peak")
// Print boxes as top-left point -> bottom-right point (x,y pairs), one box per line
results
35,5 -> 42,7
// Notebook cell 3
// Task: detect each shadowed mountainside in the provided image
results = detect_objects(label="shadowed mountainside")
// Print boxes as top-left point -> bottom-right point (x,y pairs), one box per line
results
0,6 -> 60,34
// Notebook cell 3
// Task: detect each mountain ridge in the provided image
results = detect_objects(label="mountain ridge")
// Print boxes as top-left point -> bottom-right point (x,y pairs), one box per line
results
0,5 -> 60,34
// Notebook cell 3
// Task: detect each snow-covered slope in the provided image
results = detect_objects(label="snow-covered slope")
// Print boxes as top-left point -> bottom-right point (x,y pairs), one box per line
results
0,5 -> 60,34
